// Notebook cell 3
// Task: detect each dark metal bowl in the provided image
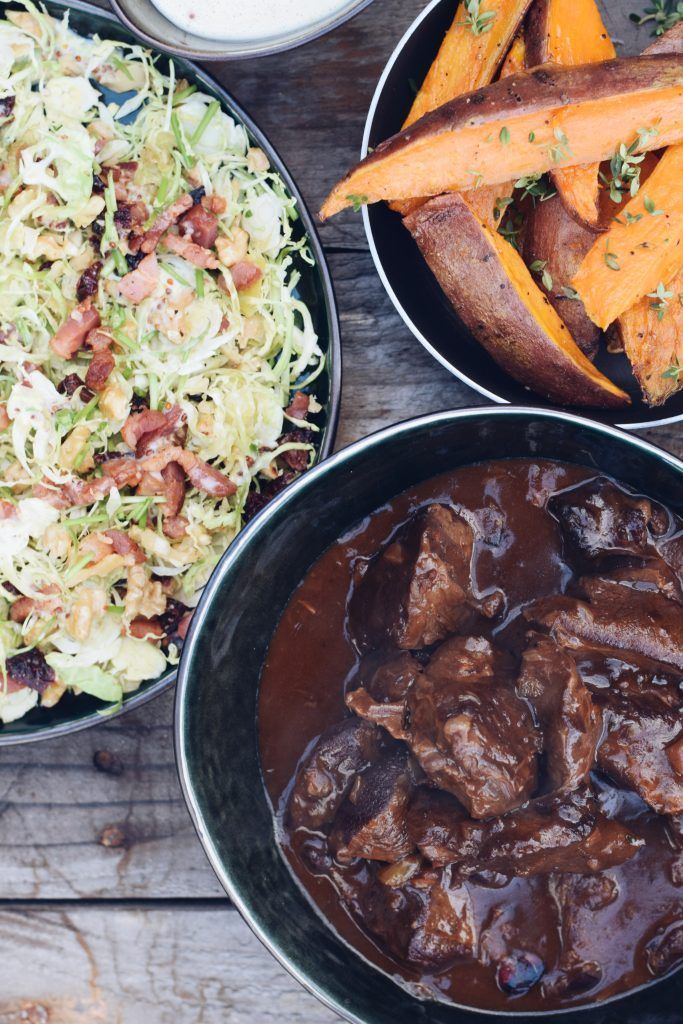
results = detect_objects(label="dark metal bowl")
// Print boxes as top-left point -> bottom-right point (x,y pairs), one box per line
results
0,0 -> 340,745
361,0 -> 683,430
176,406 -> 682,1024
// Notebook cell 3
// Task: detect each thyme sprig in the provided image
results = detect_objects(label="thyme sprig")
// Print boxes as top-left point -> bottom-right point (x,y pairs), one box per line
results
459,0 -> 497,35
648,281 -> 674,320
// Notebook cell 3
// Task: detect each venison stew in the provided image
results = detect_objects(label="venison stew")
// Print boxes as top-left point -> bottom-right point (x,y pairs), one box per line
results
259,459 -> 683,1013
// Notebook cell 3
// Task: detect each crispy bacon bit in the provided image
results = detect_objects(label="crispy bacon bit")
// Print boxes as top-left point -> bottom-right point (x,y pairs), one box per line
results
34,476 -> 115,510
122,405 -> 185,456
229,261 -> 262,292
103,161 -> 138,202
103,446 -> 236,498
57,374 -> 93,402
0,96 -> 16,120
9,597 -> 34,623
85,350 -> 114,392
202,194 -> 227,215
163,515 -> 188,539
129,617 -> 164,640
0,499 -> 17,519
103,529 -> 146,564
280,429 -> 314,472
50,300 -> 101,359
139,194 -> 193,254
285,391 -> 310,420
179,203 -> 218,248
161,461 -> 186,517
76,260 -> 103,302
162,231 -> 219,269
118,252 -> 159,304
6,649 -> 55,693
0,403 -> 9,431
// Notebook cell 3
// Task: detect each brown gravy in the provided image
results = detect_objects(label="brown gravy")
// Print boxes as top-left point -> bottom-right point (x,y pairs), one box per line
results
258,459 -> 683,1012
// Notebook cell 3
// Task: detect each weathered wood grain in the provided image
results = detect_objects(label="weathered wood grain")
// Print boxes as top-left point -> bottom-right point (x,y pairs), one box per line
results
0,904 -> 339,1024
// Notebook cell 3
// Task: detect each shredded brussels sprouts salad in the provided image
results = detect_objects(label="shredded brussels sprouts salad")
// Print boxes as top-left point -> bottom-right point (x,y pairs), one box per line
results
0,1 -> 324,723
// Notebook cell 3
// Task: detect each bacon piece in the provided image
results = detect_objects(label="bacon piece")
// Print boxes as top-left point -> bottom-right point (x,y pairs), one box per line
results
229,261 -> 262,292
0,499 -> 16,519
161,461 -> 186,517
103,528 -> 146,564
103,446 -> 235,498
138,194 -> 193,254
10,586 -> 61,623
103,161 -> 138,203
34,476 -> 116,509
85,349 -> 115,392
50,300 -> 101,359
179,203 -> 219,248
285,391 -> 310,420
118,252 -> 159,304
0,403 -> 9,430
9,597 -> 35,623
128,617 -> 164,640
162,232 -> 218,269
163,515 -> 188,539
122,405 -> 185,456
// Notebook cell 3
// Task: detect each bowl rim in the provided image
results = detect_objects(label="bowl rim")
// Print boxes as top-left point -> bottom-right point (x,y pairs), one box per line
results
0,0 -> 341,746
175,403 -> 683,1024
359,0 -> 683,433
107,0 -> 377,61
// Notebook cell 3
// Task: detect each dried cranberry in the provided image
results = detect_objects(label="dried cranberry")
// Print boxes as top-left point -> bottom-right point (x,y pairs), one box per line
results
92,172 -> 105,195
126,250 -> 144,272
2,582 -> 20,597
57,374 -> 93,402
189,186 -> 206,205
279,429 -> 315,472
0,95 -> 15,119
114,204 -> 132,232
130,392 -> 148,413
6,649 -> 55,693
158,598 -> 188,637
496,952 -> 545,995
243,471 -> 295,523
76,260 -> 103,302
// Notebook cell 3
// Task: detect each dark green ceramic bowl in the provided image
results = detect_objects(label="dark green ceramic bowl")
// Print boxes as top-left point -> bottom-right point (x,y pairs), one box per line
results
176,407 -> 683,1024
0,0 -> 340,745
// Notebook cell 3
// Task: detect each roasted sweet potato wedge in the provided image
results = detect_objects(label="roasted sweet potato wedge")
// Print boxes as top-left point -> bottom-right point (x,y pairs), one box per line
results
404,193 -> 629,408
524,193 -> 600,357
644,20 -> 683,56
404,0 -> 534,128
320,56 -> 683,220
573,144 -> 683,329
525,0 -> 616,228
616,266 -> 683,406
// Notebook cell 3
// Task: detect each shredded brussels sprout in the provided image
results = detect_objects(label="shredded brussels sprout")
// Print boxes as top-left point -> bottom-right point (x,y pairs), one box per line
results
0,2 -> 322,721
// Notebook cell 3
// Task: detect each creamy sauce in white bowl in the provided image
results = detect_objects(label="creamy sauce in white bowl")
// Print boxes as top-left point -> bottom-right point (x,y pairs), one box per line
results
149,0 -> 353,43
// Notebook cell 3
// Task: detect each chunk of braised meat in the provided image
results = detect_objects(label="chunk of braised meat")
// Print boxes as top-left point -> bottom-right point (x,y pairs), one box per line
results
287,719 -> 385,830
349,504 -> 504,651
409,785 -> 641,875
329,748 -> 418,864
596,691 -> 683,815
666,814 -> 683,886
525,577 -> 683,673
345,651 -> 421,740
645,920 -> 683,977
546,872 -> 620,997
358,866 -> 476,971
404,640 -> 540,817
517,636 -> 602,793
548,477 -> 668,564
6,649 -> 56,693
598,563 -> 683,605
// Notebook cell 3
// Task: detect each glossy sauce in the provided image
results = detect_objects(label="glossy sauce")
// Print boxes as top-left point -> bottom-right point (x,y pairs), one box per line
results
149,0 -> 353,43
258,459 -> 683,1012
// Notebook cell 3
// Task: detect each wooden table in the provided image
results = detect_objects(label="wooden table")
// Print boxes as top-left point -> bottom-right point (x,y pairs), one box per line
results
1,2 -> 680,1021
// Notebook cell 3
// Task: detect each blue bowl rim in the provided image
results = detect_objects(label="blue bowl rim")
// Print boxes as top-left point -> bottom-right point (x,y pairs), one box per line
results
175,404 -> 683,1024
0,0 -> 341,746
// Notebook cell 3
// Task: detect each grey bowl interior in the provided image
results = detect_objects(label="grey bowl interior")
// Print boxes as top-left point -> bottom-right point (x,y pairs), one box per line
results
176,407 -> 683,1024
108,0 -> 376,60
0,0 -> 340,744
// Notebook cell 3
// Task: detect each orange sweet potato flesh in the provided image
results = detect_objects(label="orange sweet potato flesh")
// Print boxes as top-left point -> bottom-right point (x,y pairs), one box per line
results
391,31 -> 528,223
320,56 -> 683,219
525,0 -> 616,227
404,0 -> 534,129
572,144 -> 683,330
616,266 -> 683,406
404,193 -> 629,408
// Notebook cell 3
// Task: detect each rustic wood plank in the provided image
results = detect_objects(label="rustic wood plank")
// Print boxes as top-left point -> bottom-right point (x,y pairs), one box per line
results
0,904 -> 339,1024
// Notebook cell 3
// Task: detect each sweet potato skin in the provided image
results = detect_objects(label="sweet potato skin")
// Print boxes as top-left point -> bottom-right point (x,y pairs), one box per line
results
525,0 -> 616,228
321,56 -> 683,219
404,0 -> 534,128
644,21 -> 683,56
524,193 -> 601,357
616,265 -> 683,406
573,144 -> 683,330
404,194 -> 629,409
